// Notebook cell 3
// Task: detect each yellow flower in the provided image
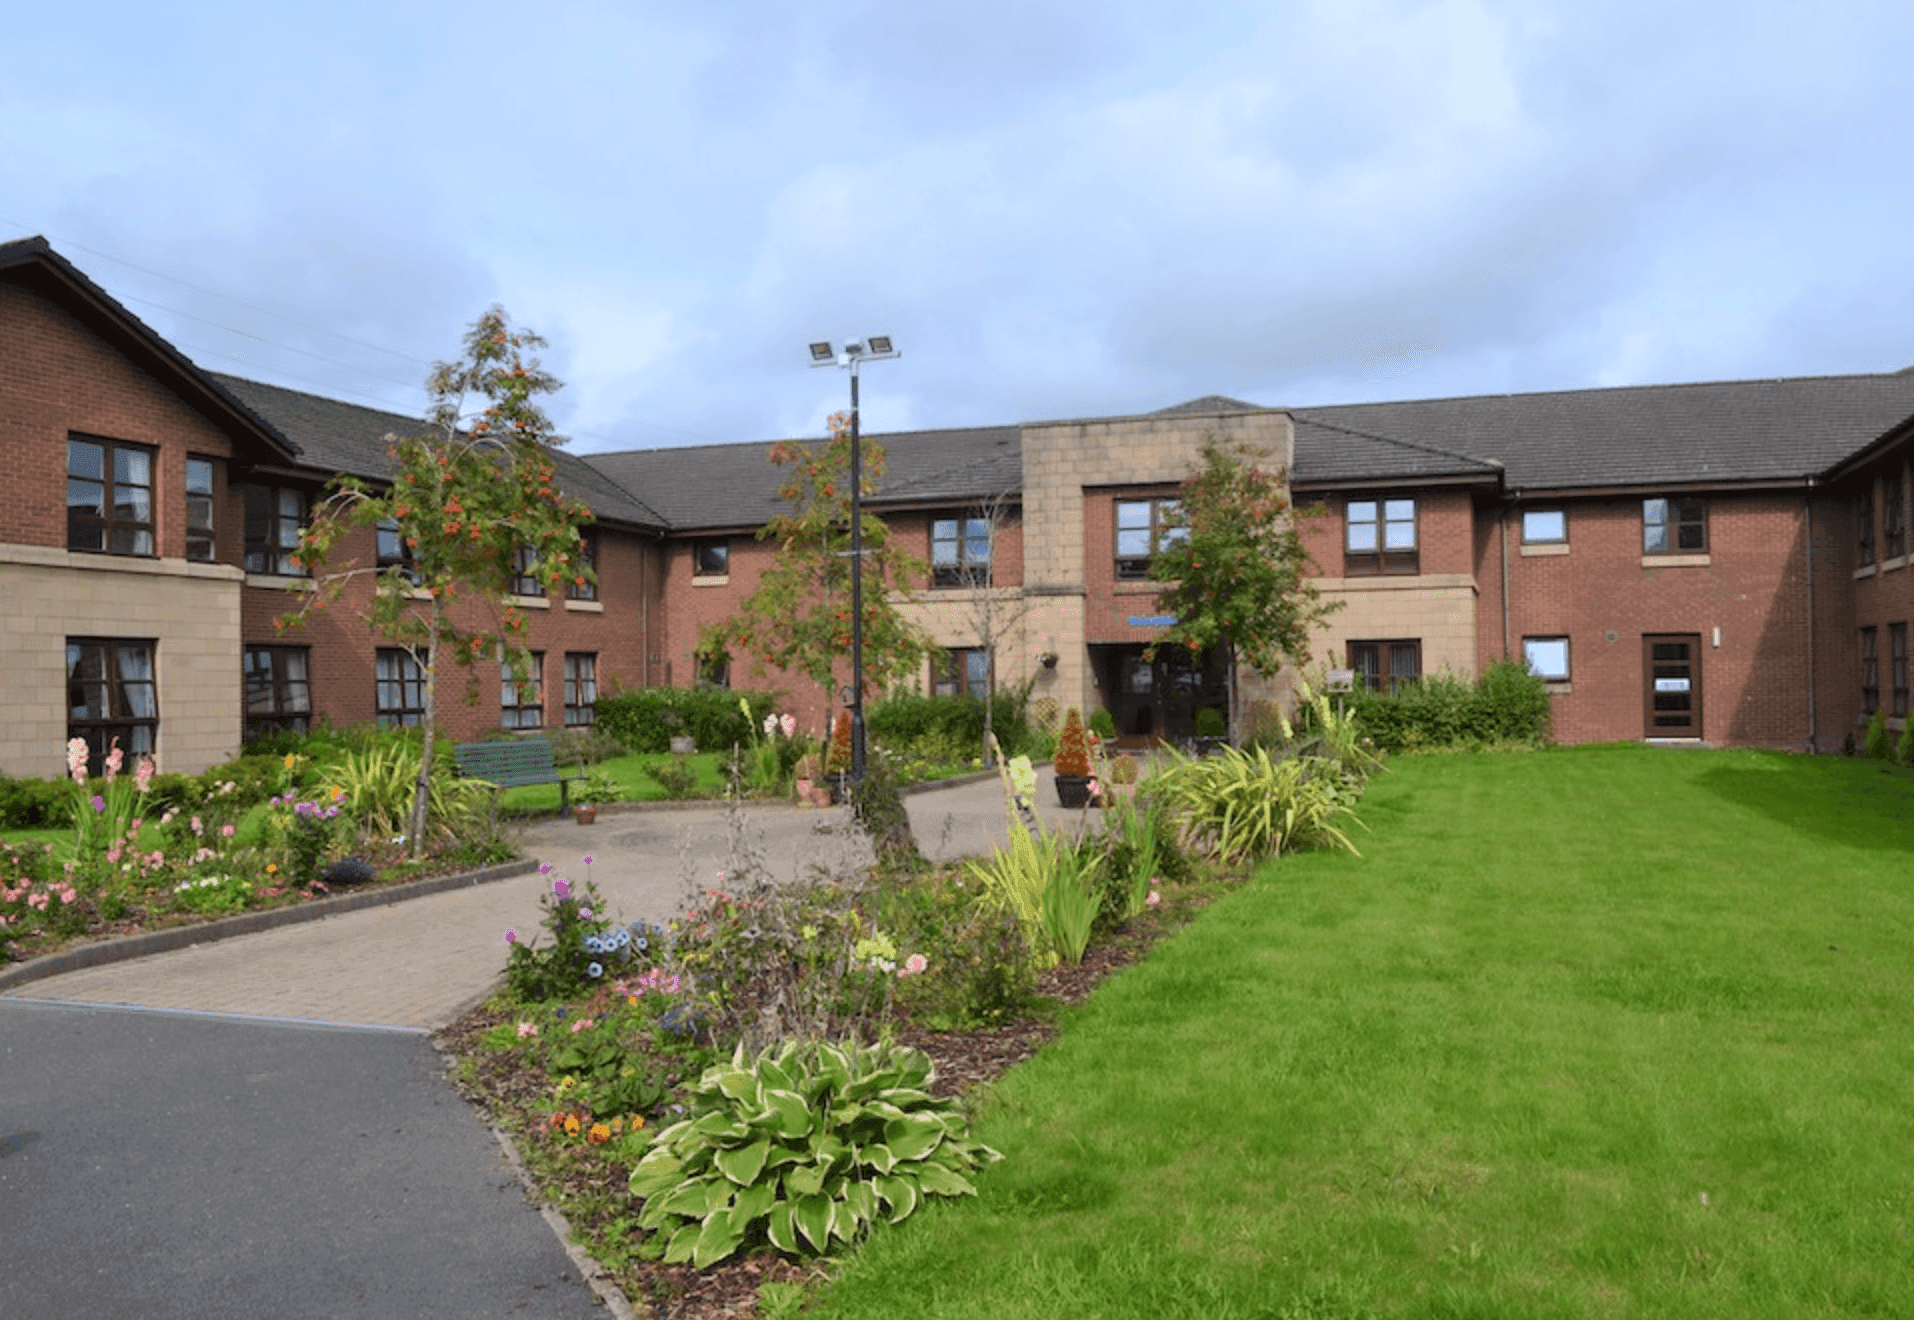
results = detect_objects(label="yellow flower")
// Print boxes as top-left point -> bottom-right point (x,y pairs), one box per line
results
588,1123 -> 611,1145
266,863 -> 278,874
283,754 -> 297,769
563,1115 -> 581,1135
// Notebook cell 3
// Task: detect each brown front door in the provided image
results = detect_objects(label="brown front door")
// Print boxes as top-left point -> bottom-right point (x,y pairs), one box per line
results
1644,634 -> 1703,737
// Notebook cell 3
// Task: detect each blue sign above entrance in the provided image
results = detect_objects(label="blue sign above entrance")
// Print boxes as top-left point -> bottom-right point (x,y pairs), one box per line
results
1127,614 -> 1177,628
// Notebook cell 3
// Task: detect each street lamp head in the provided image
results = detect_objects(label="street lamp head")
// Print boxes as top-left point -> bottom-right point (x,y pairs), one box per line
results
806,337 -> 900,368
808,341 -> 835,364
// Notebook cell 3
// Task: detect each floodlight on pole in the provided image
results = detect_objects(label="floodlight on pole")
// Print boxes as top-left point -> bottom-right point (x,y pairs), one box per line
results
808,336 -> 901,783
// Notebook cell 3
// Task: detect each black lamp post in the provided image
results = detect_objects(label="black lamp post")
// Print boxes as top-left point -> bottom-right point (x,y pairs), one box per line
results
807,336 -> 900,782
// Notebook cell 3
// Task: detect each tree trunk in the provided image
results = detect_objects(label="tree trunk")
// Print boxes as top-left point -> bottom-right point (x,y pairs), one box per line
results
408,603 -> 442,860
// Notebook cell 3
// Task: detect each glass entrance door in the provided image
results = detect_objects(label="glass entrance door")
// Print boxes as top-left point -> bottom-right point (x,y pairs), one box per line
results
1643,634 -> 1703,737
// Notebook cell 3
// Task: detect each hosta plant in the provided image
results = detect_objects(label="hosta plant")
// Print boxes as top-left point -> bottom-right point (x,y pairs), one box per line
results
627,1038 -> 1001,1268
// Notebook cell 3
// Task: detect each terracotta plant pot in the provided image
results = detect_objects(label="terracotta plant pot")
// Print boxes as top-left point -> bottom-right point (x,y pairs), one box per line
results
573,804 -> 598,825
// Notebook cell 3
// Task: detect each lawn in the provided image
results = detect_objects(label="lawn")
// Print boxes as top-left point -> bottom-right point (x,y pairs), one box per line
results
814,745 -> 1914,1319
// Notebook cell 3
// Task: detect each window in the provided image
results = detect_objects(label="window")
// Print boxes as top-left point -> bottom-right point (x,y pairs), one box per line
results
1346,498 -> 1418,575
1522,508 -> 1566,544
931,647 -> 991,698
1857,486 -> 1877,568
693,538 -> 729,577
564,653 -> 598,727
1348,639 -> 1420,694
241,484 -> 307,575
1887,472 -> 1907,561
67,638 -> 157,763
243,646 -> 312,742
511,545 -> 545,597
185,457 -> 217,562
376,649 -> 428,728
1861,626 -> 1879,715
931,515 -> 992,587
375,519 -> 419,583
1643,497 -> 1706,555
68,436 -> 155,556
500,653 -> 544,729
1524,636 -> 1571,682
697,648 -> 730,689
566,529 -> 598,600
1894,624 -> 1909,719
1115,497 -> 1184,579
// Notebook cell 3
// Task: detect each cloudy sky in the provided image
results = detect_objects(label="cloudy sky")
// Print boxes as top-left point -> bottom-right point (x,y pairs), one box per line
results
6,1 -> 1912,454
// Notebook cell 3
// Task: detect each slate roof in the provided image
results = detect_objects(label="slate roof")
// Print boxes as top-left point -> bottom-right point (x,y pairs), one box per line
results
581,424 -> 1022,532
1290,371 -> 1914,493
213,374 -> 668,531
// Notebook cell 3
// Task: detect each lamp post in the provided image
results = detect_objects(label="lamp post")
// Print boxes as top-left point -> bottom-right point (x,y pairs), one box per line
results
807,336 -> 900,783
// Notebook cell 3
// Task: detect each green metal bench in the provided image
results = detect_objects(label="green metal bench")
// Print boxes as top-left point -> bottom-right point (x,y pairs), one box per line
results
452,738 -> 586,815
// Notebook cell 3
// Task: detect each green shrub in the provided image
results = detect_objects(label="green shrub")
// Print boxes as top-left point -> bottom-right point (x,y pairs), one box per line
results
1898,718 -> 1914,767
324,742 -> 487,841
595,688 -> 773,756
876,875 -> 1036,1029
0,774 -> 74,829
627,1039 -> 1001,1267
1194,706 -> 1226,738
1152,746 -> 1363,862
849,751 -> 919,869
1087,708 -> 1117,741
1344,658 -> 1551,753
866,686 -> 1037,762
646,756 -> 699,798
1864,708 -> 1893,760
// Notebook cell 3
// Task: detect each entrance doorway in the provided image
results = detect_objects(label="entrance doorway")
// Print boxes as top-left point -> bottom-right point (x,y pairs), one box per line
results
1089,643 -> 1228,746
1643,634 -> 1703,737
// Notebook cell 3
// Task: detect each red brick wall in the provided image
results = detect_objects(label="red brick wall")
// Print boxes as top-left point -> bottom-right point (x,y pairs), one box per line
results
0,280 -> 240,560
1838,450 -> 1914,744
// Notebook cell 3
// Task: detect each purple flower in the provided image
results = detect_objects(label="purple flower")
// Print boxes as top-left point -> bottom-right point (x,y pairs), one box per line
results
552,878 -> 570,899
505,928 -> 518,944
91,795 -> 106,813
581,855 -> 594,867
579,907 -> 594,920
538,862 -> 553,875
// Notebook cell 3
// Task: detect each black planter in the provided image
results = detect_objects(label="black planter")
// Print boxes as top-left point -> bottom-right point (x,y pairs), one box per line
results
1055,773 -> 1098,808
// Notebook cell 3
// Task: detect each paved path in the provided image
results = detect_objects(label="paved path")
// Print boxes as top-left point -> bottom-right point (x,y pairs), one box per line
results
2,769 -> 1092,1030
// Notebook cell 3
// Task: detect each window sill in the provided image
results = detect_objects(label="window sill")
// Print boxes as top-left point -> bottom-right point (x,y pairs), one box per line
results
564,599 -> 604,613
1519,543 -> 1569,557
1641,554 -> 1711,568
509,594 -> 552,610
1113,581 -> 1166,595
245,572 -> 315,590
1883,555 -> 1908,572
692,575 -> 730,588
1542,681 -> 1571,695
1854,563 -> 1878,580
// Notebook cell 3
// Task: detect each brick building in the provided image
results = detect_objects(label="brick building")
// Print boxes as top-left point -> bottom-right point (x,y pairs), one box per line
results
7,233 -> 1914,775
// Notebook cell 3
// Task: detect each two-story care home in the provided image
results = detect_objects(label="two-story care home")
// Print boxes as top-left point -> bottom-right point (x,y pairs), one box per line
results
8,234 -> 1914,778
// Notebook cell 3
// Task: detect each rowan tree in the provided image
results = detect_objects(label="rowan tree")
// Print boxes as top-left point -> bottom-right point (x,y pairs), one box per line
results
706,412 -> 931,730
1148,436 -> 1338,742
279,308 -> 593,855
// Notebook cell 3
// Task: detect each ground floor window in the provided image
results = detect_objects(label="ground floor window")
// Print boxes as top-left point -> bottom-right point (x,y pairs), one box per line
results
931,647 -> 990,698
564,654 -> 597,727
1523,636 -> 1570,682
500,653 -> 544,729
376,649 -> 428,728
1348,639 -> 1421,694
1861,626 -> 1880,715
1893,623 -> 1908,719
67,638 -> 157,764
243,646 -> 312,741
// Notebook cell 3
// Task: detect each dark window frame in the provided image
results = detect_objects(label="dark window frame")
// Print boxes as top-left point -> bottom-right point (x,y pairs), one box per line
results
1886,471 -> 1907,561
931,647 -> 991,698
510,545 -> 546,598
1643,496 -> 1708,555
931,514 -> 993,588
1857,486 -> 1877,568
692,538 -> 730,578
375,648 -> 429,728
1348,638 -> 1421,695
375,518 -> 420,584
1894,623 -> 1909,719
1114,496 -> 1184,580
500,652 -> 545,730
1345,497 -> 1419,576
66,637 -> 158,764
185,455 -> 218,563
1861,626 -> 1880,716
563,653 -> 598,727
243,645 -> 312,742
241,483 -> 309,576
566,528 -> 598,601
68,435 -> 156,558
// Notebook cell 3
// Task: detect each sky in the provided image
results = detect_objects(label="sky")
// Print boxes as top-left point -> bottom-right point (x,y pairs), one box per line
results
6,0 -> 1914,456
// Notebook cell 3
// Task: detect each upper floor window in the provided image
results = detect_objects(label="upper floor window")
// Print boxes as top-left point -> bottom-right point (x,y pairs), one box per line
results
1115,497 -> 1184,580
566,529 -> 598,600
241,484 -> 307,575
511,545 -> 548,597
1643,497 -> 1706,555
185,457 -> 218,562
693,538 -> 729,578
1522,508 -> 1566,544
68,436 -> 155,557
1346,498 -> 1417,575
1887,472 -> 1908,561
932,515 -> 992,588
376,519 -> 419,583
1856,487 -> 1876,568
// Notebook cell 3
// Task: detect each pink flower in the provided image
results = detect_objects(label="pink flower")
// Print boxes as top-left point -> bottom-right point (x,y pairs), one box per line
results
104,744 -> 123,781
581,855 -> 594,867
505,928 -> 519,944
66,738 -> 88,785
569,1018 -> 592,1034
220,824 -> 236,838
898,953 -> 929,978
134,757 -> 155,793
190,816 -> 203,836
579,907 -> 594,920
515,1021 -> 539,1039
780,713 -> 796,739
1146,890 -> 1161,907
552,878 -> 570,899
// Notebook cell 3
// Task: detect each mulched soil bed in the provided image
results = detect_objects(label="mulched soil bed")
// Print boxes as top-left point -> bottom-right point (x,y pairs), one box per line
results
436,901 -> 1201,1320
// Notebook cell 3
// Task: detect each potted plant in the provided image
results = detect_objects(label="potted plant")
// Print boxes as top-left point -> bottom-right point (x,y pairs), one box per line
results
824,710 -> 854,803
793,751 -> 826,807
569,769 -> 620,824
1053,706 -> 1099,808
